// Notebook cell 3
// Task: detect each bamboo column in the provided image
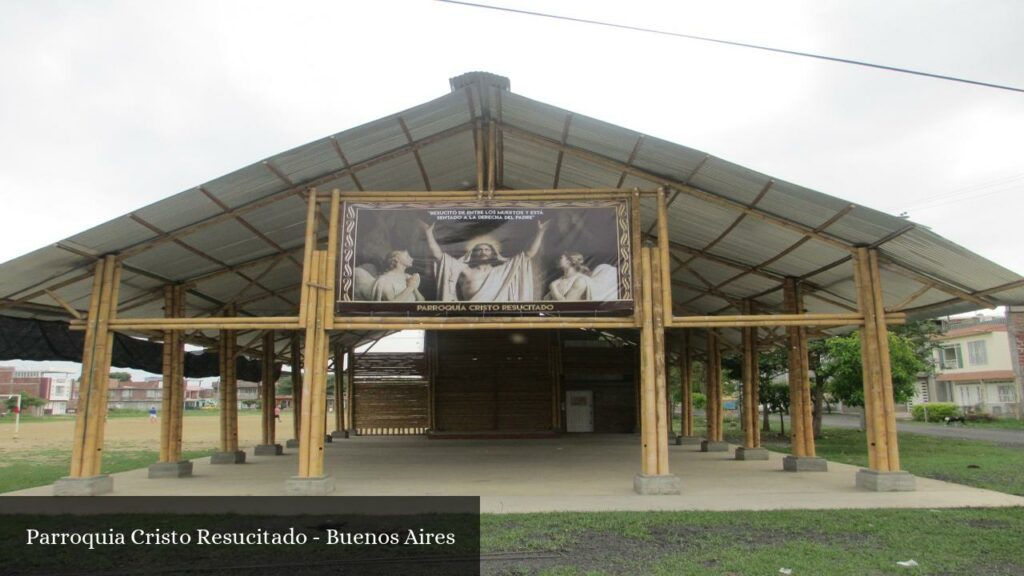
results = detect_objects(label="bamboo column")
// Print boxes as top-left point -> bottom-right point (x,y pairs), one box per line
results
158,286 -> 175,464
148,285 -> 193,477
735,301 -> 768,460
781,279 -> 825,471
254,331 -> 282,455
331,343 -> 344,437
678,330 -> 695,441
296,250 -> 331,480
289,332 -> 303,446
346,346 -> 355,433
212,320 -> 244,464
702,330 -> 726,450
853,248 -> 914,490
58,255 -> 119,494
169,286 -> 185,464
634,246 -> 680,494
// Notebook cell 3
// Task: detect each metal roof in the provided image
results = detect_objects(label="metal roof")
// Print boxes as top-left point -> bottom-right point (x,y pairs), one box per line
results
2,71 -> 1022,355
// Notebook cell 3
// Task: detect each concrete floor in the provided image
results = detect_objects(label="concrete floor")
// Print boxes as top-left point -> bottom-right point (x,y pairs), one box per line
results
11,434 -> 1024,513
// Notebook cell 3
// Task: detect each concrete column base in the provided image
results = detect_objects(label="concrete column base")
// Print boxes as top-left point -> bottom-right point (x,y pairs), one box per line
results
285,438 -> 300,448
700,440 -> 729,452
633,474 -> 682,495
735,447 -> 770,461
53,475 -> 113,496
147,461 -> 193,478
676,435 -> 702,446
856,469 -> 917,492
782,455 -> 828,472
324,434 -> 333,444
253,444 -> 284,456
210,450 -> 247,464
285,475 -> 335,496
331,430 -> 349,439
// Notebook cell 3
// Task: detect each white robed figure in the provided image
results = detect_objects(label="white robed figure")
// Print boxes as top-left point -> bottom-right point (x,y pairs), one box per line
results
419,220 -> 549,302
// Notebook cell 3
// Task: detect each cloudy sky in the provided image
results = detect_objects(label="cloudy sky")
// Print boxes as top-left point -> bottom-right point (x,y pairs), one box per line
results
1,1 -> 1022,374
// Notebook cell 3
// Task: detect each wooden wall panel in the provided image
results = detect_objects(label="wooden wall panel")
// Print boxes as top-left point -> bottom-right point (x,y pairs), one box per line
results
434,331 -> 553,432
561,335 -> 637,433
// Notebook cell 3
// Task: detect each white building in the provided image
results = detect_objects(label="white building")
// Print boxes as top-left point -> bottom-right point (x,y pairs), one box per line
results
917,316 -> 1020,417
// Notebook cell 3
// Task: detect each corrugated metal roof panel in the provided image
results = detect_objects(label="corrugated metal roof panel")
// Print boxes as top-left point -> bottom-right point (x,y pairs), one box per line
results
64,216 -> 154,256
201,163 -> 283,211
883,227 -> 1019,294
502,135 -> 559,190
501,92 -> 569,143
565,114 -> 637,164
355,152 -> 427,191
332,115 -> 409,167
271,139 -> 344,187
0,247 -> 87,298
401,92 -> 473,142
415,132 -> 476,191
132,187 -> 222,233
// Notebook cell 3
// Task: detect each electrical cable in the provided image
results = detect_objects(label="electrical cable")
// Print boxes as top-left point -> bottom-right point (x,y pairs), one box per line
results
437,0 -> 1024,94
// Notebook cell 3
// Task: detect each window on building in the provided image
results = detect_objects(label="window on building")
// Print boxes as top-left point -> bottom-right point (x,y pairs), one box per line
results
941,345 -> 963,369
967,340 -> 988,366
998,385 -> 1017,403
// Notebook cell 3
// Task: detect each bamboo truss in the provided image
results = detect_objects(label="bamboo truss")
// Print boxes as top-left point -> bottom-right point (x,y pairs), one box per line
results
60,177 -> 929,491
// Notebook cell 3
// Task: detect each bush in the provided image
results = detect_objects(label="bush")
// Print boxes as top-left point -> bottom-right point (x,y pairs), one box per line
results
911,402 -> 960,422
692,393 -> 707,410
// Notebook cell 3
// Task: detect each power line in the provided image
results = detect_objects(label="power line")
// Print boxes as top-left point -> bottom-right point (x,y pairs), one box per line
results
437,0 -> 1024,95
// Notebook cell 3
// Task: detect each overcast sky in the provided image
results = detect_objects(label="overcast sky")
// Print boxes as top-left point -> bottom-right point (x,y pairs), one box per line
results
1,0 -> 1022,375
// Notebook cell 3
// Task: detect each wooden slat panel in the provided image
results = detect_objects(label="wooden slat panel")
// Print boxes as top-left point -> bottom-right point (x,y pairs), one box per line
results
352,352 -> 428,433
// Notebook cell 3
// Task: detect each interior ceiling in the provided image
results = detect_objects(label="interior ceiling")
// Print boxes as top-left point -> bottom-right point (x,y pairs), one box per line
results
1,71 -> 1022,356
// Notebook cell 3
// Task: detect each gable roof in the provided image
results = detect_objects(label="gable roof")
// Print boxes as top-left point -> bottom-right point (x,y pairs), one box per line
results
1,71 -> 1022,357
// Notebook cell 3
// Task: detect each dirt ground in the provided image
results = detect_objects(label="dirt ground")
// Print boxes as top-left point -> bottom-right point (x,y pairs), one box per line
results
0,411 -> 293,458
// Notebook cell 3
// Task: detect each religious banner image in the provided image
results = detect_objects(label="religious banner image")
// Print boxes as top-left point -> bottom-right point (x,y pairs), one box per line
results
337,200 -> 633,316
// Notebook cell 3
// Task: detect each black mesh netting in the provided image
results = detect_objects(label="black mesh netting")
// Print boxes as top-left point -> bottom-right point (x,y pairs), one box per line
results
0,315 -> 278,381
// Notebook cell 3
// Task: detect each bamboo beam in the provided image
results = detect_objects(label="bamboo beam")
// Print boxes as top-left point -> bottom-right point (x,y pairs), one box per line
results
670,313 -> 905,329
398,117 -> 432,191
43,289 -> 83,320
879,257 -> 997,310
783,279 -> 809,457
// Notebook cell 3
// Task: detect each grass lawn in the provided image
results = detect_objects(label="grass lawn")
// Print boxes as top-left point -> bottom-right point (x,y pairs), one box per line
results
481,507 -> 1024,575
714,417 -> 1024,497
904,418 -> 1024,430
0,448 -> 214,494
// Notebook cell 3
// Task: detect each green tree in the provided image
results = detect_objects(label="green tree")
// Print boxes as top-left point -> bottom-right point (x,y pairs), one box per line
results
276,374 -> 293,396
109,371 -> 132,381
6,393 -> 47,411
758,346 -> 789,433
822,330 -> 928,408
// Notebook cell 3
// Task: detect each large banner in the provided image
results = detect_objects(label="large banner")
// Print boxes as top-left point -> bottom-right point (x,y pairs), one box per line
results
337,200 -> 633,316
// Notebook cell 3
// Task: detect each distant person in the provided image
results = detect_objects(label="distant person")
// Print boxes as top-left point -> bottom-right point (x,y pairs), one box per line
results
148,405 -> 157,422
274,404 -> 282,422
